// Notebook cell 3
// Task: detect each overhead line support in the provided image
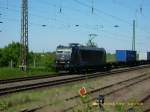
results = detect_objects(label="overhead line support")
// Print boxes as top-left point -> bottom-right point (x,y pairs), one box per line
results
19,0 -> 28,72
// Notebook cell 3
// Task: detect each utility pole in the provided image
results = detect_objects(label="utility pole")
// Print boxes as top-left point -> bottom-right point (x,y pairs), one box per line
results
19,0 -> 28,71
132,20 -> 135,51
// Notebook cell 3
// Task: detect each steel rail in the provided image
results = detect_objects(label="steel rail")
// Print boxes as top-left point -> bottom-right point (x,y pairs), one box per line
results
0,73 -> 67,84
0,65 -> 149,84
0,65 -> 150,96
64,73 -> 150,111
140,94 -> 150,112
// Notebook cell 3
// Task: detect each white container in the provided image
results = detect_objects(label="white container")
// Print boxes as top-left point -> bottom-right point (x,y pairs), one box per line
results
138,52 -> 147,60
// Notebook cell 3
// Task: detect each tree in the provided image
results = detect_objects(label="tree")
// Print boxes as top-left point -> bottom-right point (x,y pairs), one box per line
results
0,42 -> 55,70
0,42 -> 20,67
44,52 -> 55,69
0,48 -> 4,66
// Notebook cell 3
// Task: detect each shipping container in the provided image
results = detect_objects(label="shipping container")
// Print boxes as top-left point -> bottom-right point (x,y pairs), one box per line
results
116,50 -> 136,62
138,52 -> 147,60
147,52 -> 150,60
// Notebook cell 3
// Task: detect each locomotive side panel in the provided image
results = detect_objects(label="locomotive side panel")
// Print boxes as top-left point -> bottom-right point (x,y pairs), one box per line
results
79,48 -> 106,66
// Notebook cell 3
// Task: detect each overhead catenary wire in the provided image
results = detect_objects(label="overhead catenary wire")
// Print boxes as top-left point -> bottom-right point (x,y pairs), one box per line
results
0,6 -> 148,41
0,0 -> 150,44
35,0 -> 138,37
73,0 -> 131,25
111,0 -> 150,34
22,0 -> 150,35
73,0 -> 150,36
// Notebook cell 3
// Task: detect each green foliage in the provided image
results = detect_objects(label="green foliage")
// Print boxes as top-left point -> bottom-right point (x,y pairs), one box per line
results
0,67 -> 55,80
106,53 -> 115,62
114,99 -> 143,112
28,51 -> 34,66
0,42 -> 20,67
29,52 -> 55,71
0,42 -> 55,69
0,93 -> 36,111
41,52 -> 55,69
0,68 -> 26,79
0,48 -> 3,66
115,104 -> 125,112
80,95 -> 89,104
0,42 -> 56,79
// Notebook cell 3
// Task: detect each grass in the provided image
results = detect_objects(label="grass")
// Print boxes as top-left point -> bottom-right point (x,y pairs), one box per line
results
0,83 -> 84,112
0,73 -> 144,112
0,67 -> 55,80
0,53 -> 115,80
0,77 -> 98,112
72,100 -> 143,112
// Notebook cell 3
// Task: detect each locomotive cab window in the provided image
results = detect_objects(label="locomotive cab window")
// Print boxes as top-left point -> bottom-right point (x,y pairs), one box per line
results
57,51 -> 63,53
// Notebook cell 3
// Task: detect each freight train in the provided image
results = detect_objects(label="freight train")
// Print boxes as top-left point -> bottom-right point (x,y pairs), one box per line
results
54,43 -> 150,72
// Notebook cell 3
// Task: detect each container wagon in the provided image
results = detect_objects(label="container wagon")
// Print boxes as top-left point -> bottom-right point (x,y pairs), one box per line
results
138,52 -> 147,60
147,52 -> 150,60
115,50 -> 137,67
137,52 -> 148,65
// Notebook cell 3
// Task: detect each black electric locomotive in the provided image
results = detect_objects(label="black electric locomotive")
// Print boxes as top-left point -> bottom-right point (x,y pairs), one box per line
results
55,43 -> 107,72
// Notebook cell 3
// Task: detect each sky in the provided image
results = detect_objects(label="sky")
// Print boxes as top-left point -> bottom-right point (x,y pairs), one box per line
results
0,0 -> 150,53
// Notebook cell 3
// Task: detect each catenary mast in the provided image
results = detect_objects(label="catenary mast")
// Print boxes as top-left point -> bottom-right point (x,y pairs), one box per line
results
19,0 -> 28,71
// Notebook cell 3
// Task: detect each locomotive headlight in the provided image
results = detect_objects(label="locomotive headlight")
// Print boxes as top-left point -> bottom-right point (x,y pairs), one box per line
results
67,61 -> 70,64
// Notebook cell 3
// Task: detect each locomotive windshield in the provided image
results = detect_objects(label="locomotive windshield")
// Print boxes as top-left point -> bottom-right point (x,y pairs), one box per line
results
56,48 -> 72,61
56,51 -> 63,53
56,49 -> 71,54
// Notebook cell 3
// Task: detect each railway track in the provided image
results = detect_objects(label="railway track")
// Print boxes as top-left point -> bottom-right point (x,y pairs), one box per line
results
0,72 -> 68,84
144,108 -> 150,112
140,94 -> 150,103
8,66 -> 150,112
64,71 -> 150,111
19,85 -> 150,112
0,65 -> 150,96
0,65 -> 149,84
65,72 -> 150,101
19,107 -> 42,112
140,94 -> 150,112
